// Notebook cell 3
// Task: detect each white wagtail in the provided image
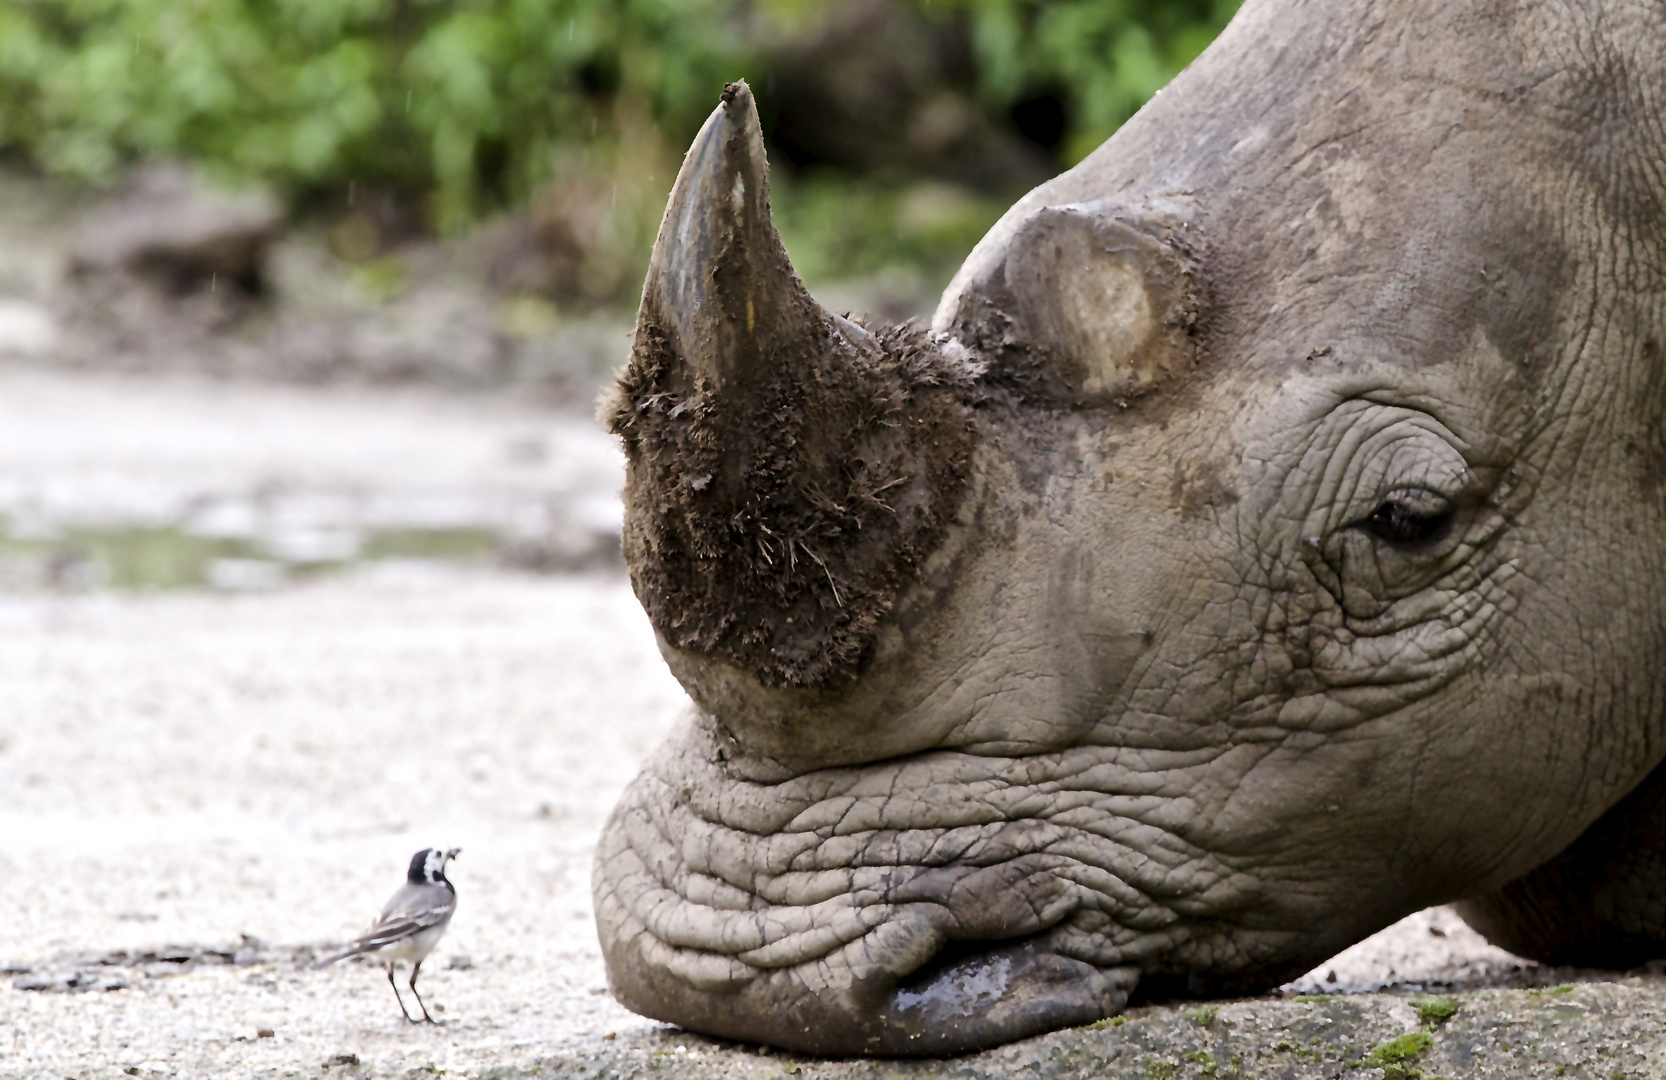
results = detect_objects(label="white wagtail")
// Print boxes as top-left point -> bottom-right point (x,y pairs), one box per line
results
317,847 -> 461,1023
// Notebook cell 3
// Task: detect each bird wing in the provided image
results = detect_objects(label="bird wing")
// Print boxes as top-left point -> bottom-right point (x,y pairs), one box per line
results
354,883 -> 455,948
317,882 -> 454,964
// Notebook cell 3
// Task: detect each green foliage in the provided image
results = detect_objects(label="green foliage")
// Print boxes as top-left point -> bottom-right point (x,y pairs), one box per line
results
0,0 -> 762,227
0,0 -> 1243,296
0,0 -> 1241,207
772,174 -> 1005,285
940,0 -> 1242,162
1183,1005 -> 1219,1026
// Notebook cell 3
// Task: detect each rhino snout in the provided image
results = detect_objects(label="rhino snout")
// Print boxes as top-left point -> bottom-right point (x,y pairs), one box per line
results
592,728 -> 1278,1055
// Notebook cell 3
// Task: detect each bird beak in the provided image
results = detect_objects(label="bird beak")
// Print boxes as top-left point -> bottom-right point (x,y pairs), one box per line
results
445,847 -> 461,860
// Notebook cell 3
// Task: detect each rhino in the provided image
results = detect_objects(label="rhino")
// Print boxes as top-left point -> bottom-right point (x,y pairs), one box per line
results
593,0 -> 1666,1055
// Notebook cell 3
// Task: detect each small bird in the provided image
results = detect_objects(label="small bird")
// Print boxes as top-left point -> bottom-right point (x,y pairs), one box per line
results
317,847 -> 461,1023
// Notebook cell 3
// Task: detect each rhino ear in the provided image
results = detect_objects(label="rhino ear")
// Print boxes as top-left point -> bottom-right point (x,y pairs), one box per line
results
946,203 -> 1199,404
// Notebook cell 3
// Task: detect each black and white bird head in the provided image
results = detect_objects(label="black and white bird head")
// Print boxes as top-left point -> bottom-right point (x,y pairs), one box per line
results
408,847 -> 461,889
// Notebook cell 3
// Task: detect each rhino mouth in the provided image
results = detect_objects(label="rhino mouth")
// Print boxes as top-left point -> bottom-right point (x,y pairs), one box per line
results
591,723 -> 1280,1055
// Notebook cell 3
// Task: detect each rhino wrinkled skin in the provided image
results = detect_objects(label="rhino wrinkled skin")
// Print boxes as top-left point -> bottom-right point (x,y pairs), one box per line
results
594,0 -> 1666,1055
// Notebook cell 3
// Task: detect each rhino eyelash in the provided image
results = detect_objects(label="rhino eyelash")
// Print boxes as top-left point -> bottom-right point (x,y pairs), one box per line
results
1358,496 -> 1453,548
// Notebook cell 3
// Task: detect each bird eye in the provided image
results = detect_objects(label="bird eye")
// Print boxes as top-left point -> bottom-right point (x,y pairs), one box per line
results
1359,490 -> 1452,547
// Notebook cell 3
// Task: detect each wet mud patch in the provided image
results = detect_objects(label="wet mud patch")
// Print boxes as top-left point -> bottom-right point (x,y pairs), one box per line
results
0,522 -> 603,591
8,938 -> 321,993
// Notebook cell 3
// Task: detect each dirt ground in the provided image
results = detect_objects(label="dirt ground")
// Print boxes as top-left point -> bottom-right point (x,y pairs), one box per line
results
0,367 -> 1662,1079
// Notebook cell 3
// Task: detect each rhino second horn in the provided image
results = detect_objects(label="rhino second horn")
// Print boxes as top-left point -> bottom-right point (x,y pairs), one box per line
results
943,201 -> 1199,405
606,81 -> 978,691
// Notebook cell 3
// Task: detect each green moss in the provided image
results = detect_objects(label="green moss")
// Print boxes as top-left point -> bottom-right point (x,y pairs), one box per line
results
1270,1039 -> 1323,1062
1183,1050 -> 1218,1074
1413,995 -> 1459,1025
1082,1015 -> 1131,1030
1369,1032 -> 1434,1061
1183,1005 -> 1219,1027
1145,1060 -> 1178,1080
1291,994 -> 1337,1003
1364,1031 -> 1434,1080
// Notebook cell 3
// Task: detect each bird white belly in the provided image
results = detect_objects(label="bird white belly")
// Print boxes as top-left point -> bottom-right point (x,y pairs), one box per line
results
365,923 -> 448,966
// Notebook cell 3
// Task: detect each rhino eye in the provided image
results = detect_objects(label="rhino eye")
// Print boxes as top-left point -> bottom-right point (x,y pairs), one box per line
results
1360,490 -> 1452,547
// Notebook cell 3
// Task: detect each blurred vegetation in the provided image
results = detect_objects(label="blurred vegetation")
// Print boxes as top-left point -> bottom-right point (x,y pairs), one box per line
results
0,0 -> 751,229
950,0 -> 1242,163
0,0 -> 1239,300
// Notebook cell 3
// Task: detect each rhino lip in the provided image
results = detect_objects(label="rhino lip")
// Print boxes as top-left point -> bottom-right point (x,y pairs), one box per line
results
592,725 -> 1166,1054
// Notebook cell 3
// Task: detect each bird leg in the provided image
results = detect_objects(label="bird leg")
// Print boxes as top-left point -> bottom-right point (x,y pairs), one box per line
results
386,964 -> 417,1023
408,960 -> 440,1024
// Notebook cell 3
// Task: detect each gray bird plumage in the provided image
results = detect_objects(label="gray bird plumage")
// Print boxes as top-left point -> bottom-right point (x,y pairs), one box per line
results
318,846 -> 460,1023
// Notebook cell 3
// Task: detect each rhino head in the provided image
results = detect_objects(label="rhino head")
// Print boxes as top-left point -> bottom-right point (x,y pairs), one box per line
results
595,0 -> 1666,1055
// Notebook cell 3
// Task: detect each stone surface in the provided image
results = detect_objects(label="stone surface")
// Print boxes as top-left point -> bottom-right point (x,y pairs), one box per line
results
504,982 -> 1666,1078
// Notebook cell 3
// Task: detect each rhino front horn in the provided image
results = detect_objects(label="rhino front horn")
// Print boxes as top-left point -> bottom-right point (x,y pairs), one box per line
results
629,80 -> 855,393
606,80 -> 977,691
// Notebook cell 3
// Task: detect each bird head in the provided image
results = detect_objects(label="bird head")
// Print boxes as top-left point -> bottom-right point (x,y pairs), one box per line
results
408,846 -> 461,885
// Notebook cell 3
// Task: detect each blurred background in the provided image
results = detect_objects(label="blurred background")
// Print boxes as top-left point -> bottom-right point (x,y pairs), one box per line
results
0,0 -> 1241,590
1,0 -> 1238,298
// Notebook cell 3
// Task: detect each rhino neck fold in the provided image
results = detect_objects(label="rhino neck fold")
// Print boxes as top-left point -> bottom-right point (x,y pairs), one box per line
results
606,81 -> 978,691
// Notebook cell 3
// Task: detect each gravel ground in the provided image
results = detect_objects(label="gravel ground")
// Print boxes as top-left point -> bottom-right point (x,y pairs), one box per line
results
0,569 -> 684,1077
0,368 -> 1659,1078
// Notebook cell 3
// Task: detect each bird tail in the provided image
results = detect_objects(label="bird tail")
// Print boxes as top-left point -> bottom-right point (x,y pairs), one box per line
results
312,946 -> 364,969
